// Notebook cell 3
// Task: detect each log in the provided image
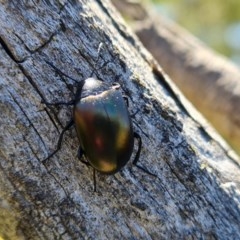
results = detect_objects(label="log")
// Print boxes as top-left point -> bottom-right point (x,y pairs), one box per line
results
0,0 -> 240,239
112,0 -> 240,155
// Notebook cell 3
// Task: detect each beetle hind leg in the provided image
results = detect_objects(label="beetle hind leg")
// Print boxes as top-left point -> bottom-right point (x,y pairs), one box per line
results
77,147 -> 91,166
93,169 -> 97,192
133,132 -> 156,177
77,147 -> 97,192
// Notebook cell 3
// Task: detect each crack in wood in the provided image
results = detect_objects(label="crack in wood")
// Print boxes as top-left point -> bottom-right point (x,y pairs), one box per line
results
7,89 -> 46,148
151,63 -> 240,168
96,0 -> 137,46
0,35 -> 19,63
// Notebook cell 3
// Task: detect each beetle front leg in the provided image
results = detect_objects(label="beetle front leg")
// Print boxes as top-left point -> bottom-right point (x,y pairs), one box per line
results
122,96 -> 139,117
42,119 -> 74,165
133,132 -> 156,177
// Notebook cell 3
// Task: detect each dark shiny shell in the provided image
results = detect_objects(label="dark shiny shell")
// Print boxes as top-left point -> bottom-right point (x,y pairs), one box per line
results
73,78 -> 134,174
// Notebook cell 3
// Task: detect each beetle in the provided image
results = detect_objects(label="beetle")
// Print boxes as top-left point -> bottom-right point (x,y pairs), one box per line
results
42,66 -> 154,191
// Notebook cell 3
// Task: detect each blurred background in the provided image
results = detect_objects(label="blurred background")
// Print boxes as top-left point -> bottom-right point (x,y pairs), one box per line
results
112,0 -> 240,156
147,0 -> 240,66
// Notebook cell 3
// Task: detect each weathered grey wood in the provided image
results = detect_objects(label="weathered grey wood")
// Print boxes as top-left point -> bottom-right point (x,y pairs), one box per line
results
112,0 -> 240,155
0,0 -> 240,239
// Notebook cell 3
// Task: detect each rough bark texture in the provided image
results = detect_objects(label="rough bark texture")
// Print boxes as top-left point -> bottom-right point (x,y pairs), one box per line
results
112,0 -> 240,155
0,0 -> 240,239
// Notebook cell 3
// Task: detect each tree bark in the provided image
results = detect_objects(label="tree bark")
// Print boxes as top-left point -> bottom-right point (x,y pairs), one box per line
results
112,0 -> 240,155
0,1 -> 240,239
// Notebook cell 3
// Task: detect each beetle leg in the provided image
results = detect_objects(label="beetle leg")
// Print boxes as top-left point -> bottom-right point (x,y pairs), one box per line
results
133,132 -> 156,177
122,96 -> 139,116
77,146 -> 84,160
132,132 -> 142,166
77,147 -> 91,166
42,119 -> 74,165
93,169 -> 97,192
130,109 -> 139,118
123,96 -> 129,107
41,98 -> 75,106
77,147 -> 97,191
77,147 -> 97,192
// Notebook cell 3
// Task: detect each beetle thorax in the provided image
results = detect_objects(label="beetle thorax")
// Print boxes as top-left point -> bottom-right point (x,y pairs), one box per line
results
80,78 -> 109,99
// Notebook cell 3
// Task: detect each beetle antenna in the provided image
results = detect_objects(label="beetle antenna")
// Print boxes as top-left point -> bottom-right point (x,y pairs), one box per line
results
45,60 -> 79,83
45,43 -> 104,83
89,42 -> 104,77
97,42 -> 103,54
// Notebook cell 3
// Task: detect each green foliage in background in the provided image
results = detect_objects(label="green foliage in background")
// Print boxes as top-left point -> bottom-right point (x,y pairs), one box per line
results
147,0 -> 240,65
